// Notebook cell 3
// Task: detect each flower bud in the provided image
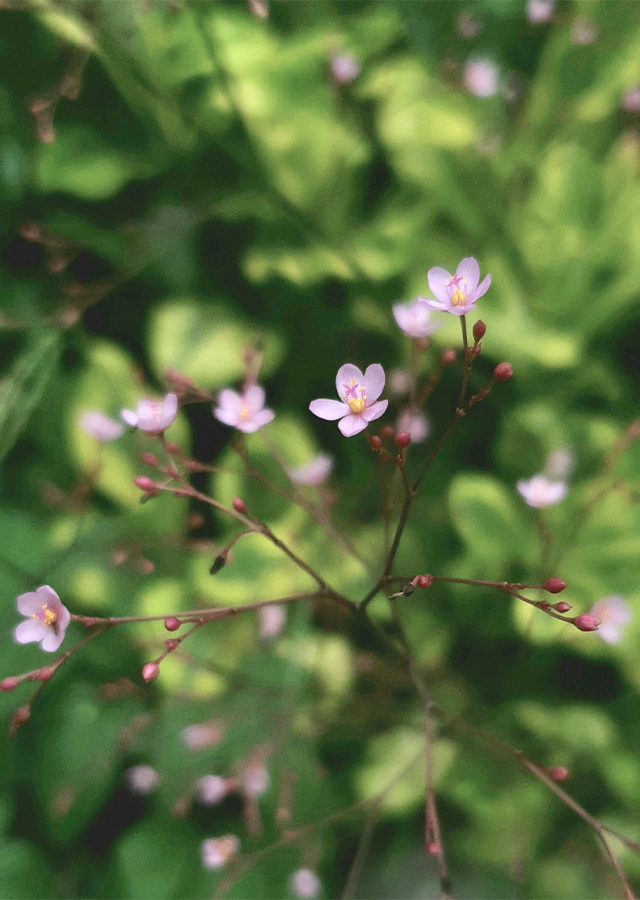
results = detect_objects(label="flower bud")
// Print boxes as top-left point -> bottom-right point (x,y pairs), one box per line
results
165,639 -> 178,651
493,362 -> 514,382
210,552 -> 228,575
142,662 -> 160,683
381,426 -> 395,441
233,497 -> 247,515
10,705 -> 31,734
165,617 -> 181,632
427,841 -> 441,855
0,676 -> 19,693
142,452 -> 158,467
574,613 -> 600,632
416,574 -> 433,589
394,431 -> 411,449
134,476 -> 158,495
544,578 -> 567,594
547,766 -> 570,782
472,319 -> 486,342
30,667 -> 55,682
441,349 -> 457,367
368,435 -> 383,451
554,601 -> 572,613
165,441 -> 181,455
539,600 -> 551,611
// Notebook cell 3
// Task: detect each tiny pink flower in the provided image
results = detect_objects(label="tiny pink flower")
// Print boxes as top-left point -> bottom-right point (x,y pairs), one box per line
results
463,58 -> 499,98
309,364 -> 388,437
213,385 -> 275,434
388,368 -> 410,396
291,868 -> 322,899
15,585 -> 70,653
201,835 -> 240,870
330,54 -> 360,84
242,764 -> 269,797
527,0 -> 555,24
79,410 -> 124,442
397,409 -> 430,444
181,722 -> 222,752
125,765 -> 160,796
421,258 -> 491,317
121,393 -> 178,436
197,775 -> 228,806
517,474 -> 567,509
622,86 -> 640,113
259,604 -> 287,640
392,299 -> 444,339
287,453 -> 333,486
590,595 -> 632,644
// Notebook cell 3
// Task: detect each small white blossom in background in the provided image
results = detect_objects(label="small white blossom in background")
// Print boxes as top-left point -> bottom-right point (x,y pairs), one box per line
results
397,409 -> 430,444
421,257 -> 491,317
248,0 -> 268,19
392,298 -> 444,339
527,0 -> 555,24
15,585 -> 70,653
622,86 -> 640,113
79,410 -> 124,443
125,765 -> 160,796
388,368 -> 410,396
544,447 -> 575,481
572,18 -> 598,45
197,775 -> 228,806
291,868 -> 322,899
213,385 -> 275,434
310,364 -> 388,437
287,453 -> 333,486
201,835 -> 240,870
242,764 -> 269,798
516,474 -> 567,509
259,604 -> 287,640
330,53 -> 360,84
463,58 -> 499,98
181,722 -> 223,752
121,393 -> 178,436
590,595 -> 632,644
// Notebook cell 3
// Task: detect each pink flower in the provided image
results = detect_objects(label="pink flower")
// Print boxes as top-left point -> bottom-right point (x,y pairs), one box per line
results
15,585 -> 70,652
213,385 -> 275,434
197,775 -> 228,806
590,595 -> 632,644
125,765 -> 160,795
421,258 -> 491,317
392,299 -> 444,339
397,409 -> 430,444
201,835 -> 240,870
242,764 -> 269,798
291,869 -> 322,899
330,54 -> 360,84
527,0 -> 555,23
259,604 -> 287,640
309,364 -> 388,437
79,410 -> 125,442
121,393 -> 178,436
516,474 -> 567,509
287,453 -> 333,486
463,58 -> 499,98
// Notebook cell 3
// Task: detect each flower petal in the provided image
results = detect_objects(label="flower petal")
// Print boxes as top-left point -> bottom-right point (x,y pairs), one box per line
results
456,257 -> 480,293
41,628 -> 66,653
427,267 -> 452,304
362,400 -> 388,423
121,409 -> 138,427
363,364 -> 385,403
598,624 -> 621,644
309,399 -> 349,421
161,392 -> 179,426
244,385 -> 266,411
237,408 -> 275,433
419,296 -> 448,312
15,619 -> 48,645
216,389 -> 240,414
338,414 -> 368,437
335,364 -> 364,400
17,591 -> 44,617
468,273 -> 491,303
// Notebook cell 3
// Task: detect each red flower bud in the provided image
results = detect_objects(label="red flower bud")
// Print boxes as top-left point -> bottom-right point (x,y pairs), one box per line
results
544,578 -> 567,594
547,766 -> 570,782
233,497 -> 247,515
10,705 -> 31,734
368,435 -> 383,451
381,426 -> 395,441
142,452 -> 158,467
574,613 -> 600,632
493,362 -> 513,382
441,349 -> 456,367
134,477 -> 158,494
165,639 -> 178,651
416,575 -> 433,589
142,662 -> 160,683
165,617 -> 181,632
165,441 -> 181,455
0,676 -> 20,693
394,431 -> 412,449
539,600 -> 551,611
472,320 -> 486,342
554,601 -> 572,613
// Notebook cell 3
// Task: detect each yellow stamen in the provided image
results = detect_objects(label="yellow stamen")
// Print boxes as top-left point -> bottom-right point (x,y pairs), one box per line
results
34,605 -> 57,626
347,398 -> 366,414
451,289 -> 467,306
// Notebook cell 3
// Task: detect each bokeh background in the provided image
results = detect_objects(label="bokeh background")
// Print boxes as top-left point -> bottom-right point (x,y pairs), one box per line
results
2,1 -> 640,898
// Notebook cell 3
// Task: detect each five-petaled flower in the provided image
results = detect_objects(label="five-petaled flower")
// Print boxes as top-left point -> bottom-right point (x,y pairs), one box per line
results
516,474 -> 567,509
213,385 -> 275,434
15,585 -> 70,653
590,595 -> 632,644
421,257 -> 491,316
121,393 -> 178,436
286,452 -> 334,486
309,364 -> 388,437
392,299 -> 444,339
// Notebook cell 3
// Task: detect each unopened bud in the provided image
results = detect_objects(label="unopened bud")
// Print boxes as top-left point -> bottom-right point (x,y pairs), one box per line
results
142,452 -> 158,467
441,349 -> 457,367
368,435 -> 383,451
472,319 -> 486,342
574,613 -> 600,632
134,476 -> 158,495
210,552 -> 228,575
0,677 -> 19,693
142,662 -> 160,683
164,441 -> 181,455
547,766 -> 570,782
470,343 -> 482,357
10,705 -> 31,734
544,578 -> 567,594
539,600 -> 551,611
165,639 -> 178,651
165,617 -> 181,632
394,431 -> 411,449
233,497 -> 247,515
427,841 -> 441,855
381,426 -> 395,441
554,601 -> 572,613
493,362 -> 513,382
29,667 -> 55,682
416,574 -> 433,589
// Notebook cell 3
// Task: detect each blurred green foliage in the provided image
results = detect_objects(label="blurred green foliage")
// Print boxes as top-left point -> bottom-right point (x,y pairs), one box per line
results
1,1 -> 640,898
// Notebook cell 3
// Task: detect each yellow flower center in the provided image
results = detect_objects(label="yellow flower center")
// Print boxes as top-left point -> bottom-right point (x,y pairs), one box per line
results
451,288 -> 467,306
239,406 -> 251,421
347,397 -> 366,414
34,605 -> 57,626
343,378 -> 367,414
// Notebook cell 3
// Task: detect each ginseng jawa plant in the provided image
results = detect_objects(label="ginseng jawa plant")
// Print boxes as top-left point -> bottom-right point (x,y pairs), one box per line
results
2,258 -> 639,900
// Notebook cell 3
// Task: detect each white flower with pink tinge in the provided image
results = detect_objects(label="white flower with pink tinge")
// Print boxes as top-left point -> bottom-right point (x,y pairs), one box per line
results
287,453 -> 333,486
421,257 -> 491,317
397,408 -> 430,444
309,364 -> 388,437
527,0 -> 555,24
121,393 -> 178,436
516,474 -> 567,509
79,410 -> 124,443
15,585 -> 70,653
590,595 -> 632,645
291,868 -> 322,899
201,835 -> 240,870
392,299 -> 444,339
213,385 -> 275,434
